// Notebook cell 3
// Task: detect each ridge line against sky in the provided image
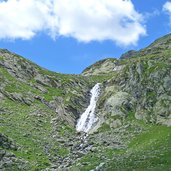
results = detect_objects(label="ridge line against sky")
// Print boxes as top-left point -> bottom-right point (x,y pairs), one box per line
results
0,0 -> 171,74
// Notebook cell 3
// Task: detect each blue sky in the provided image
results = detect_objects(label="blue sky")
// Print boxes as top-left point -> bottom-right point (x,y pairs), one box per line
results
0,0 -> 171,74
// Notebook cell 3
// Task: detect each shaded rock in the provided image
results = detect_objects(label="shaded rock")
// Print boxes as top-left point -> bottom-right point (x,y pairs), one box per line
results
0,133 -> 17,150
120,50 -> 137,59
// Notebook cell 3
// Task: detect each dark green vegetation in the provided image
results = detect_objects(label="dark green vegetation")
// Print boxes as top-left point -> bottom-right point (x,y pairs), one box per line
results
0,34 -> 171,170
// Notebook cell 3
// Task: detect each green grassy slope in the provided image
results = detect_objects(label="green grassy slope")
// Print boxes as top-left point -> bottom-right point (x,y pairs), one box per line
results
70,118 -> 171,171
0,34 -> 171,170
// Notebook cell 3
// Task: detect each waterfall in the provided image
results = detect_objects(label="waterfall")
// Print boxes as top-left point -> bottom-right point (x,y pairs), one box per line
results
76,83 -> 101,133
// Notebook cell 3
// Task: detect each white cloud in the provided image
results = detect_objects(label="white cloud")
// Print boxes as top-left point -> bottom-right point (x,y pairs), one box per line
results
0,0 -> 146,46
163,1 -> 171,12
163,1 -> 171,25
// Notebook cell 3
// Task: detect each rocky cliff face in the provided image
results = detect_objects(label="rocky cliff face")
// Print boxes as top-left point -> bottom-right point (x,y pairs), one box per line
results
82,58 -> 118,76
0,34 -> 171,171
97,50 -> 171,128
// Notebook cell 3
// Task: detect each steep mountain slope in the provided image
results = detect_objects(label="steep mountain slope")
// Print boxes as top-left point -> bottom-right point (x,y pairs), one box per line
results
121,33 -> 171,59
0,34 -> 171,171
74,34 -> 171,170
0,49 -> 103,170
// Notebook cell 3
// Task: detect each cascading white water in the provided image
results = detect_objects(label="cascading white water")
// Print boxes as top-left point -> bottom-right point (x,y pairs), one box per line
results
76,83 -> 101,133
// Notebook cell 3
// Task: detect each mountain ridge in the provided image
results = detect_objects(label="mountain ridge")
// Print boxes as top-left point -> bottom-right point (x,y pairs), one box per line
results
0,34 -> 171,170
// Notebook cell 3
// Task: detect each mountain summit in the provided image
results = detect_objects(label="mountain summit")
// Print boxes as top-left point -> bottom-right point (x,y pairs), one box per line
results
0,34 -> 171,170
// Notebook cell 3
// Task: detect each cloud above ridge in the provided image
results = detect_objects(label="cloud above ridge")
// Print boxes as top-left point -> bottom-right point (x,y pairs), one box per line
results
0,0 -> 146,46
163,1 -> 171,25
